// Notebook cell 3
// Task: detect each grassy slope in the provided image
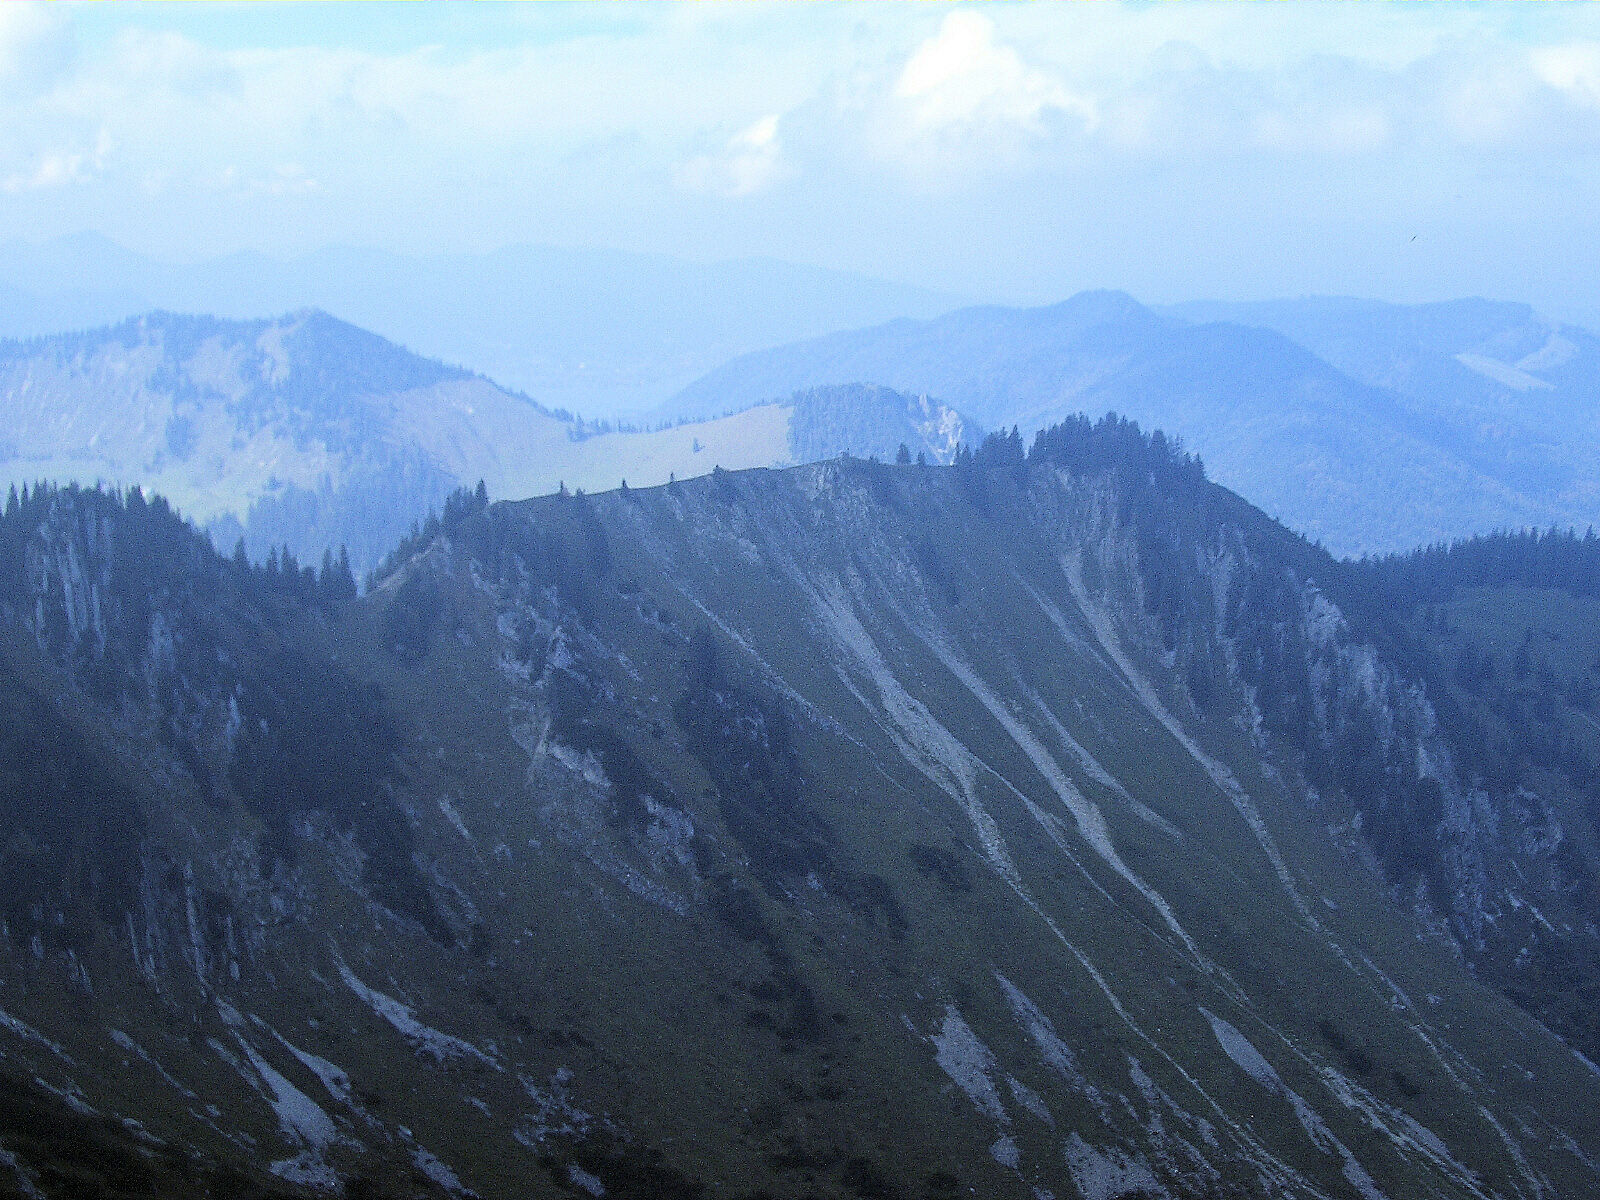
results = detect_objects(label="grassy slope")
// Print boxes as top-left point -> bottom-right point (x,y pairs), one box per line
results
356,461 -> 1600,1197
0,371 -> 794,528
2,465 -> 1599,1199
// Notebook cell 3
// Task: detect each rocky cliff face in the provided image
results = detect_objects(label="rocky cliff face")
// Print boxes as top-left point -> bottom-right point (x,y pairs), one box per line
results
1,436 -> 1598,1200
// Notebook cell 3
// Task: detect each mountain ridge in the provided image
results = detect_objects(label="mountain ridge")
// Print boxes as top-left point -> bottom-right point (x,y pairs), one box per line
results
666,290 -> 1600,556
2,424 -> 1598,1197
0,235 -> 965,416
0,311 -> 976,577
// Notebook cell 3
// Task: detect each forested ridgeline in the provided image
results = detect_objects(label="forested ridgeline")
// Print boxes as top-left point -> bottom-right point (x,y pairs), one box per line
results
1,480 -> 358,617
1340,526 -> 1600,612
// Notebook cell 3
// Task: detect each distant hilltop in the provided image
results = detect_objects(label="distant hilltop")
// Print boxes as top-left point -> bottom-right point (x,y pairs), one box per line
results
665,290 -> 1600,556
0,310 -> 975,573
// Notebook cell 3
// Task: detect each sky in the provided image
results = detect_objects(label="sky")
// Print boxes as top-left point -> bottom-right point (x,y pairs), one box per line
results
6,1 -> 1600,319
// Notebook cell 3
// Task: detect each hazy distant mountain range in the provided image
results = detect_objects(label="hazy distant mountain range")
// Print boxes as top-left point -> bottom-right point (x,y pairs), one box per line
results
6,258 -> 1599,562
670,291 -> 1600,556
0,311 -> 974,573
0,235 -> 961,417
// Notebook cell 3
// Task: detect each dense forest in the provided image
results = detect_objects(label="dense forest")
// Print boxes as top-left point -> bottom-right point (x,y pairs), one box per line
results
1342,526 -> 1600,609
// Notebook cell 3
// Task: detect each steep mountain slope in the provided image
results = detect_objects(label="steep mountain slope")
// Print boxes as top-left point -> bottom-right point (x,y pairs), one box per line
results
1328,531 -> 1600,1058
0,235 -> 962,416
2,432 -> 1599,1199
0,314 -> 970,575
668,292 -> 1596,556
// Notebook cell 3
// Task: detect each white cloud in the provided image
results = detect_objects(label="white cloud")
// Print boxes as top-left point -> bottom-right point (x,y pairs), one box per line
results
675,113 -> 785,198
1532,42 -> 1600,107
206,163 -> 319,197
6,0 -> 1600,317
3,152 -> 89,194
894,11 -> 1095,135
0,3 -> 74,96
2,129 -> 109,194
1246,101 -> 1391,155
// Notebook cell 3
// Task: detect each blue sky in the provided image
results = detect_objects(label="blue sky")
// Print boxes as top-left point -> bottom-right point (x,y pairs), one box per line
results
6,2 -> 1600,320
